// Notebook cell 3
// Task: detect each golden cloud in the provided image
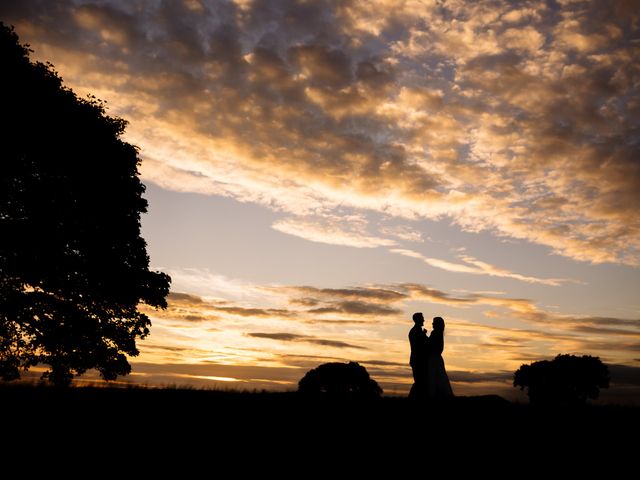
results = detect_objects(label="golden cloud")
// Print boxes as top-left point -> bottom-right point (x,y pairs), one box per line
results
1,0 -> 638,265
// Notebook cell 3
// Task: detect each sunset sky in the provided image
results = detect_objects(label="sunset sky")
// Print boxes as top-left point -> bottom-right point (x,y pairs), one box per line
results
2,0 -> 639,400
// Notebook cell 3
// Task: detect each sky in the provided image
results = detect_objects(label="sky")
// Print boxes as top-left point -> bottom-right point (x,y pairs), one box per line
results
2,0 -> 639,401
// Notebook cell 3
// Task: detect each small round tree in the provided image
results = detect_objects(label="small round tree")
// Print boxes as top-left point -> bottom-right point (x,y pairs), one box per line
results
298,362 -> 383,399
514,354 -> 610,406
0,24 -> 170,386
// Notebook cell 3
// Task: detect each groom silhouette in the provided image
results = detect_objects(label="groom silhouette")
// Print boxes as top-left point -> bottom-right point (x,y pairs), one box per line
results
408,312 -> 430,399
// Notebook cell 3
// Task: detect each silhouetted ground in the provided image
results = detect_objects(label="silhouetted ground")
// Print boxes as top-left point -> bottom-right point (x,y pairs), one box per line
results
3,383 -> 637,471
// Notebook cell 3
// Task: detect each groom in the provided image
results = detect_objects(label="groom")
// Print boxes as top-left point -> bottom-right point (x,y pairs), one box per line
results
408,312 -> 430,399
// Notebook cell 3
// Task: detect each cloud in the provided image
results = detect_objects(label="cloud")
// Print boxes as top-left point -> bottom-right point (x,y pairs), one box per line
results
572,326 -> 640,338
392,249 -> 568,285
379,224 -> 423,242
3,0 -> 638,264
146,281 -> 640,366
307,300 -> 402,317
265,280 -> 639,342
402,283 -> 477,306
142,289 -> 298,324
145,282 -> 412,332
306,318 -> 381,325
274,353 -> 349,369
272,284 -> 408,320
211,306 -> 295,318
360,359 -> 407,367
311,338 -> 367,349
283,285 -> 409,303
162,269 -> 263,302
574,316 -> 640,329
140,291 -> 219,323
448,370 -> 514,384
247,332 -> 366,350
167,292 -> 204,305
248,332 -> 303,341
142,344 -> 195,353
272,214 -> 397,248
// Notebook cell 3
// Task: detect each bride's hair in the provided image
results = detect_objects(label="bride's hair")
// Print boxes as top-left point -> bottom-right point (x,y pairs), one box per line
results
432,316 -> 445,330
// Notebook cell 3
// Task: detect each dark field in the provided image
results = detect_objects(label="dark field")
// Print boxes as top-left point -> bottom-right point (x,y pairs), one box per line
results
4,384 -> 638,464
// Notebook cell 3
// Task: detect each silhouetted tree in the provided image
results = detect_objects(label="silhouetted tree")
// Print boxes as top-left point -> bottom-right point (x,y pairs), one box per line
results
513,354 -> 610,406
298,362 -> 383,399
0,24 -> 170,386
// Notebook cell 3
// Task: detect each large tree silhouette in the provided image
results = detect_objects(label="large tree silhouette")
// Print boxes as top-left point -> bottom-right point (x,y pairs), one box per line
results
514,354 -> 610,406
0,24 -> 170,386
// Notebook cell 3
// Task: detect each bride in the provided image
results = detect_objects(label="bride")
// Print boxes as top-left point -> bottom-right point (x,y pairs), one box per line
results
427,316 -> 454,399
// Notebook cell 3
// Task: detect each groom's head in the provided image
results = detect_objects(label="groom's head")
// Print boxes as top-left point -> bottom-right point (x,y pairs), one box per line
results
412,312 -> 424,326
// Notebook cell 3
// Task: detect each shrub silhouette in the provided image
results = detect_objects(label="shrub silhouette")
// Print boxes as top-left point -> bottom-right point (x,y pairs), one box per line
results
0,24 -> 170,386
298,362 -> 383,399
514,354 -> 610,406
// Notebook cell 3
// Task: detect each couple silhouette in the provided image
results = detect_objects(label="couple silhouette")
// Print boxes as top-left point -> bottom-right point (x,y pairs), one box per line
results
409,313 -> 454,401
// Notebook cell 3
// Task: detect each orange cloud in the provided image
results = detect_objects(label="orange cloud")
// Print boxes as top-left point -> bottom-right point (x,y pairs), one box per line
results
5,0 -> 637,264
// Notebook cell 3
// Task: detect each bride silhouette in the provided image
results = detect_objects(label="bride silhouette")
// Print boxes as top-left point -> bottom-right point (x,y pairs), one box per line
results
426,316 -> 454,400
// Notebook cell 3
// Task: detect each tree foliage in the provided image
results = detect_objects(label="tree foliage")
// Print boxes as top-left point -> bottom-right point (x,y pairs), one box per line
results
298,362 -> 383,399
513,354 -> 610,406
0,23 -> 170,386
